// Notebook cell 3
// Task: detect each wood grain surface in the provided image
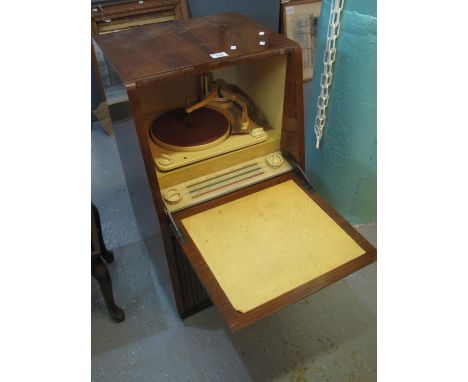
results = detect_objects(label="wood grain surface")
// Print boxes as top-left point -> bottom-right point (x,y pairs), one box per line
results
94,12 -> 298,86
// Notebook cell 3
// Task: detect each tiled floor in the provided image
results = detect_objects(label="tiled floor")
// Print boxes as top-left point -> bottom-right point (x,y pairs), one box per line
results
91,123 -> 377,382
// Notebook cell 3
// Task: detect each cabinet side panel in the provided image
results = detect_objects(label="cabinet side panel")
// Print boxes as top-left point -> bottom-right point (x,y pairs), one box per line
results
93,41 -> 190,315
281,46 -> 305,168
92,41 -> 160,241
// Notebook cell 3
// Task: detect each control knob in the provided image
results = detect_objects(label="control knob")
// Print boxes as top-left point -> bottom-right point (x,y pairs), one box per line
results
266,153 -> 283,168
164,188 -> 182,205
250,127 -> 266,138
157,154 -> 174,166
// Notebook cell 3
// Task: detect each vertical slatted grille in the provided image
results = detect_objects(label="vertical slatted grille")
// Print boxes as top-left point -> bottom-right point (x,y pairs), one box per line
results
171,237 -> 211,317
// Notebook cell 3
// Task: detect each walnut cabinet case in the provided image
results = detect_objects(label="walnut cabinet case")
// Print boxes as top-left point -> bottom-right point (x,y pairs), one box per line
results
92,13 -> 376,332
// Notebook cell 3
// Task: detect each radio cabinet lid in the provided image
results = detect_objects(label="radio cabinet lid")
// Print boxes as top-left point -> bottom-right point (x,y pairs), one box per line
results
93,12 -> 298,85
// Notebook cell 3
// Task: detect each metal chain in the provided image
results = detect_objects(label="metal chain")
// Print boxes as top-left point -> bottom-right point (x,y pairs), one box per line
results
314,0 -> 345,149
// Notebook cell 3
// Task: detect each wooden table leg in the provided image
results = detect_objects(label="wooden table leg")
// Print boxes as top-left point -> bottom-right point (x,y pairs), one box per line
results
92,256 -> 125,323
92,204 -> 114,263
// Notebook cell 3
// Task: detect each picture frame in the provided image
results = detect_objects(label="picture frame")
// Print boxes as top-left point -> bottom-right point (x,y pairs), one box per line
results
281,0 -> 322,82
91,0 -> 190,102
91,0 -> 189,36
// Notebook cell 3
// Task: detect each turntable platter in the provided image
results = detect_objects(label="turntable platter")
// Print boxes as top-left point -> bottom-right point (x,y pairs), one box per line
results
150,108 -> 230,152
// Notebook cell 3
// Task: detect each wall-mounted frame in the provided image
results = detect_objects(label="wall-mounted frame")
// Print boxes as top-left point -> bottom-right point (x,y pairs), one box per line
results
91,0 -> 189,36
91,0 -> 189,102
281,0 -> 322,82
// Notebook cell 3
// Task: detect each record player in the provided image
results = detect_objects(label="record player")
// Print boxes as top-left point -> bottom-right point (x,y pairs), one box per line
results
149,73 -> 273,172
93,13 -> 377,332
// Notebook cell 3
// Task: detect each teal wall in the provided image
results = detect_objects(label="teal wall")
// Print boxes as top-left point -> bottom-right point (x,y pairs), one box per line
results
305,0 -> 377,224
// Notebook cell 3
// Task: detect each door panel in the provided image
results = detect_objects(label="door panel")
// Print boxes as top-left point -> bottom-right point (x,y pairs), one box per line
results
172,171 -> 376,332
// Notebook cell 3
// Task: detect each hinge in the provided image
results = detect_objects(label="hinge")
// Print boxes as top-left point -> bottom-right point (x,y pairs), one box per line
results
282,150 -> 315,193
125,81 -> 136,91
165,208 -> 186,244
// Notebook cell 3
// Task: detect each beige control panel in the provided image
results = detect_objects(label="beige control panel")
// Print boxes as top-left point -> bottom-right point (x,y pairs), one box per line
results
162,151 -> 293,213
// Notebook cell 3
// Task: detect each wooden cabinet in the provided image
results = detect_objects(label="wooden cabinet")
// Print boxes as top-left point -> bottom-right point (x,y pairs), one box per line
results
93,12 -> 376,332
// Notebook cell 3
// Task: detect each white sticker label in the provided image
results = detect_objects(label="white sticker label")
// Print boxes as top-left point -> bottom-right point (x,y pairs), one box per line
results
259,31 -> 265,36
259,41 -> 266,46
286,6 -> 294,15
230,45 -> 237,50
210,52 -> 228,59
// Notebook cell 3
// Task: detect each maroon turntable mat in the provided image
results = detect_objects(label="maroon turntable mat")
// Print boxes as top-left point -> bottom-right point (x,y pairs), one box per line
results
150,108 -> 230,150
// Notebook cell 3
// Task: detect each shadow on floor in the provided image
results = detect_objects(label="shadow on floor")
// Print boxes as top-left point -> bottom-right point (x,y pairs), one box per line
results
183,274 -> 376,382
